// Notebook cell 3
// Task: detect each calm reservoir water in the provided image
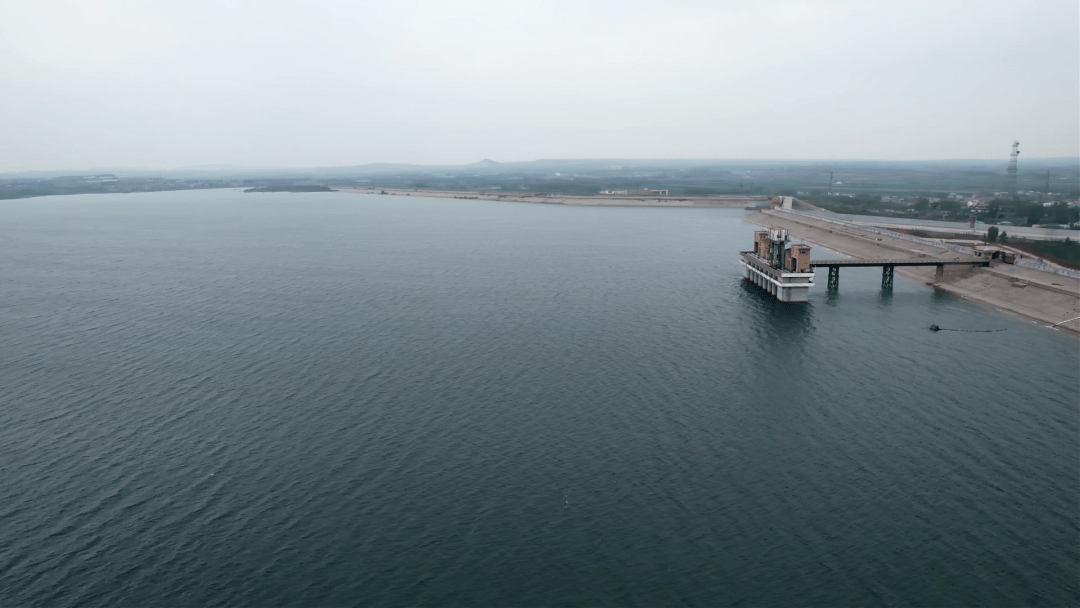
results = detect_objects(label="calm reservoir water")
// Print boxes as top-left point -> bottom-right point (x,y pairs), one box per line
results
1,189 -> 1077,606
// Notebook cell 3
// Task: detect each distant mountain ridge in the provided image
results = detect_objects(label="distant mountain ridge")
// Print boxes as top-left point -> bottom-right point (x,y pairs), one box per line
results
2,157 -> 1077,181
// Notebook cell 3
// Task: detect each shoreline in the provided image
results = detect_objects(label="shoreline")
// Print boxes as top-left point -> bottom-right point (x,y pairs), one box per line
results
333,186 -> 767,208
745,209 -> 1080,337
331,186 -> 1078,336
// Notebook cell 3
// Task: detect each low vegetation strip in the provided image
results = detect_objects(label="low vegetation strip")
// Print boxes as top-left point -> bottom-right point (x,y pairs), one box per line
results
244,185 -> 336,193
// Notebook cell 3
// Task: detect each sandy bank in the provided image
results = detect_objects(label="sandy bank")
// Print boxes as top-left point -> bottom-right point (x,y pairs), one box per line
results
745,209 -> 1080,336
334,186 -> 767,208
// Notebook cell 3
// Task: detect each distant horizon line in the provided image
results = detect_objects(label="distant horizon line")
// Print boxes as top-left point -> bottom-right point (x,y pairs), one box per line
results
4,155 -> 1080,176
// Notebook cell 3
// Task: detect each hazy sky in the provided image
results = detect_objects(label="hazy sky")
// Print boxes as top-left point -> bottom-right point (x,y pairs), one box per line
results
1,0 -> 1077,171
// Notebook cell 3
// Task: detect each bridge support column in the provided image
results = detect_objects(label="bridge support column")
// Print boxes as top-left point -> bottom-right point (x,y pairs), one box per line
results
827,266 -> 840,290
935,264 -> 944,281
881,265 -> 894,289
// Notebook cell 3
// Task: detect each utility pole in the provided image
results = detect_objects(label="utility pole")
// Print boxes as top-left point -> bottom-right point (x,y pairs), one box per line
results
828,171 -> 834,196
1045,170 -> 1050,196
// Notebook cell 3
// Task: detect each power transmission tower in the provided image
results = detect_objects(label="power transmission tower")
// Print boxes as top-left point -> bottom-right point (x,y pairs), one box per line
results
1007,141 -> 1019,198
828,171 -> 834,196
1045,170 -> 1050,196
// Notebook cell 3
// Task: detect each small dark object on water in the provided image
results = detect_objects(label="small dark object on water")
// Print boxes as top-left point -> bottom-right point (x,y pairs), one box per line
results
929,324 -> 1006,333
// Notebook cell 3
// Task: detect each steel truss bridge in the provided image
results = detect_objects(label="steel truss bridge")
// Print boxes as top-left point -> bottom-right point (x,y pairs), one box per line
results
809,259 -> 990,289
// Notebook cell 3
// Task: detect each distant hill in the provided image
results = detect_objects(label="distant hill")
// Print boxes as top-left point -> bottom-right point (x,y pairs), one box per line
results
175,164 -> 253,171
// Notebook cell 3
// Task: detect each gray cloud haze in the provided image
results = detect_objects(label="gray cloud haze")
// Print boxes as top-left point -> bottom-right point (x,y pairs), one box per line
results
1,0 -> 1077,171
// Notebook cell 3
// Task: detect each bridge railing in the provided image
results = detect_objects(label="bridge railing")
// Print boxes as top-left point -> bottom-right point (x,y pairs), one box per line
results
776,208 -> 1080,280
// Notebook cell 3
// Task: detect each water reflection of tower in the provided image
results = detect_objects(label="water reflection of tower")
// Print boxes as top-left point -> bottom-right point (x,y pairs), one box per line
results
1007,141 -> 1020,198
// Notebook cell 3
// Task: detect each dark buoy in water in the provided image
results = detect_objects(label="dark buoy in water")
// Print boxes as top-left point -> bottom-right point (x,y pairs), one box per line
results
930,324 -> 941,331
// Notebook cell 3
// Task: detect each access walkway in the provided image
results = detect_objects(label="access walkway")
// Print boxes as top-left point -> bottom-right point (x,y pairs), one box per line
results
810,258 -> 989,289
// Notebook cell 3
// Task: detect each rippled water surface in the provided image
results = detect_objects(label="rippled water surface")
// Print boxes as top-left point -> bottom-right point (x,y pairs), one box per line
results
1,189 -> 1077,606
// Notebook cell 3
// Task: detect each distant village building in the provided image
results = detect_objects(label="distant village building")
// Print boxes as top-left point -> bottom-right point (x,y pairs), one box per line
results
598,189 -> 669,196
973,246 -> 1016,263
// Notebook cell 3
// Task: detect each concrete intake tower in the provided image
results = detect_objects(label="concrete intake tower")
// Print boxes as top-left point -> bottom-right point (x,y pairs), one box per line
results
740,228 -> 815,302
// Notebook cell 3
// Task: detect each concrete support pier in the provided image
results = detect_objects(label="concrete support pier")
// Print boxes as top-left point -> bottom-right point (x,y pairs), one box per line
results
882,265 -> 894,289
